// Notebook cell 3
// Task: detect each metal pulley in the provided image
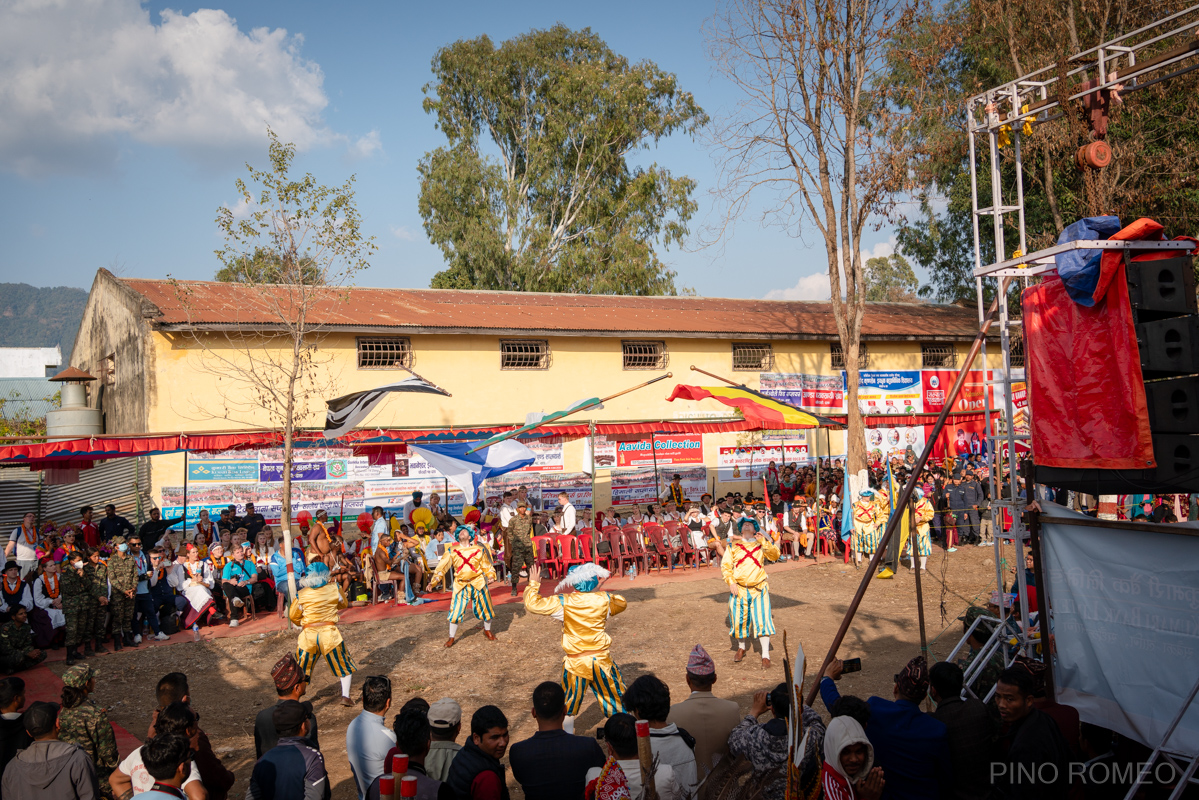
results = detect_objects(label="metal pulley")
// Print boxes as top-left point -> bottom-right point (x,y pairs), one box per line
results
1076,140 -> 1112,169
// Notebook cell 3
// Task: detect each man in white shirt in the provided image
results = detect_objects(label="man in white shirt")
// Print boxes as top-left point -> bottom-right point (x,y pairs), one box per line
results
5,513 -> 39,579
623,674 -> 699,795
557,492 -> 576,534
585,713 -> 679,800
369,507 -> 387,552
110,701 -> 206,800
345,676 -> 396,799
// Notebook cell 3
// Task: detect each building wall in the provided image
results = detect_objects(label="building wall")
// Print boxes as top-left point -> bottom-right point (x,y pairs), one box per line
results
141,328 -> 1001,511
0,347 -> 61,378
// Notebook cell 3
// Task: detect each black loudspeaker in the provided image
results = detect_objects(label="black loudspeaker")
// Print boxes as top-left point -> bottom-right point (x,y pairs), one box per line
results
1148,433 -> 1199,489
1035,434 -> 1199,494
1146,377 -> 1199,433
1138,316 -> 1199,377
1126,256 -> 1198,318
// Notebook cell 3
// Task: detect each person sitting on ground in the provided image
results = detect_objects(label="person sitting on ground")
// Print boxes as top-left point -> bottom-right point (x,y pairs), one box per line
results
445,705 -> 510,800
728,682 -> 825,800
929,660 -> 994,800
821,716 -> 885,800
346,676 -> 396,799
424,698 -> 462,783
57,664 -> 118,799
376,706 -> 454,800
667,644 -> 742,783
110,702 -> 206,800
989,667 -> 1071,800
0,606 -> 45,674
247,700 -> 329,800
584,712 -> 679,800
129,733 -> 193,800
623,674 -> 699,796
0,677 -> 30,781
1,700 -> 98,800
821,655 -> 950,800
256,654 -> 319,759
146,671 -> 236,800
508,681 -> 605,800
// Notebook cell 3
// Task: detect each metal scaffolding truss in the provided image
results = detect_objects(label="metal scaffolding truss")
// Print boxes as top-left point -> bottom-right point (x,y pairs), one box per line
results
965,8 -> 1199,662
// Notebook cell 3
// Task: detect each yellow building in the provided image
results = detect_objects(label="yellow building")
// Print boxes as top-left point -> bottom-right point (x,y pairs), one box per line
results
71,269 -> 1001,516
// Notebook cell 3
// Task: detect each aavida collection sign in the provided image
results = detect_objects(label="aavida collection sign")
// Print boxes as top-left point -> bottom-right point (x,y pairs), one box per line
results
614,435 -> 704,467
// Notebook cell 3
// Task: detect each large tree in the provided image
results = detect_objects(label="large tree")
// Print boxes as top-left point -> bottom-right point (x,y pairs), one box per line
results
418,25 -> 707,295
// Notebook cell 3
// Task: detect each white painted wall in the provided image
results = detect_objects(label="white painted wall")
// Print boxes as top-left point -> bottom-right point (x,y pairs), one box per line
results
0,346 -> 61,378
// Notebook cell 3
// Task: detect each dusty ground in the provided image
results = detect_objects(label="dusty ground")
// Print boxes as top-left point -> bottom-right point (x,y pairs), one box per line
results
49,543 -> 1015,799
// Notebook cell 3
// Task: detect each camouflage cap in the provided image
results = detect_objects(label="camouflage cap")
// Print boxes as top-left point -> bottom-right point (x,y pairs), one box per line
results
109,536 -> 125,547
62,664 -> 95,689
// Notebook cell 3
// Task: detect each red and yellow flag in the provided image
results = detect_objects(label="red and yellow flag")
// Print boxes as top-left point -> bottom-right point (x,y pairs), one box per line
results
667,385 -> 839,428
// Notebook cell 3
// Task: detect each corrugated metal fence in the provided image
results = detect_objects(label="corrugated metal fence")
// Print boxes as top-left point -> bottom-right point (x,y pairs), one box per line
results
0,458 -> 153,530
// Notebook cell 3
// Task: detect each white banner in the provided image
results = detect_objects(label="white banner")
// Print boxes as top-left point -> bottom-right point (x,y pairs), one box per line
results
1042,504 -> 1199,752
658,467 -> 708,503
583,435 -> 618,473
864,426 -> 926,464
716,445 -> 809,481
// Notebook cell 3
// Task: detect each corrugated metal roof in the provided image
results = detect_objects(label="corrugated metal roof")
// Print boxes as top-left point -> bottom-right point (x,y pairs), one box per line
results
114,272 -> 983,339
0,378 -> 58,420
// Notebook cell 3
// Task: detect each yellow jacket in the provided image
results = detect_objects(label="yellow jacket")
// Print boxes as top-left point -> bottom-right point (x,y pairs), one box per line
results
288,582 -> 348,627
429,543 -> 495,592
915,497 -> 935,531
524,580 -> 627,658
721,537 -> 779,590
852,500 -> 877,525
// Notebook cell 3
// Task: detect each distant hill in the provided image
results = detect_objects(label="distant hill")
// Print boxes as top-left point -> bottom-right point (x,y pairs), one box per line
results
0,283 -> 88,366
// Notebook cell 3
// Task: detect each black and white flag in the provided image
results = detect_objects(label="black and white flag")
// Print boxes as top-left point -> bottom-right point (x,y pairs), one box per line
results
324,376 -> 449,439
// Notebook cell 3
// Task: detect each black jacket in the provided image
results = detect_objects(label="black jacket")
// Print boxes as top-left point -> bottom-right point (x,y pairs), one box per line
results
446,739 -> 510,800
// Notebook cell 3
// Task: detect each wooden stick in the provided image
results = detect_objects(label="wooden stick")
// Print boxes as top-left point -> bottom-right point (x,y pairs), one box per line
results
689,365 -> 741,386
635,719 -> 658,800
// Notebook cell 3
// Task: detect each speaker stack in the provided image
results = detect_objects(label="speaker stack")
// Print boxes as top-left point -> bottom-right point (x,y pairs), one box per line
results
1035,252 -> 1199,494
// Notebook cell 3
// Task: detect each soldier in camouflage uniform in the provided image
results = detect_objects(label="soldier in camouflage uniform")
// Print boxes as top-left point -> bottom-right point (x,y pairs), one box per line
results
0,605 -> 46,673
59,663 -> 118,799
508,500 -> 536,597
955,605 -> 1005,699
62,548 -> 93,664
106,536 -> 139,650
85,548 -> 111,654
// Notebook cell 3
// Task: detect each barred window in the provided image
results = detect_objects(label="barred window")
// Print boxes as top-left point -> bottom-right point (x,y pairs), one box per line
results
622,341 -> 668,370
921,343 -> 958,369
830,342 -> 869,369
1008,330 -> 1025,368
357,337 -> 413,369
732,343 -> 775,372
500,339 -> 551,370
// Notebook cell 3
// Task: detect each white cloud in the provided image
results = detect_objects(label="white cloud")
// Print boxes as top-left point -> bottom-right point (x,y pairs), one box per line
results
763,235 -> 901,300
345,130 -> 382,161
0,0 -> 376,176
389,225 -> 418,242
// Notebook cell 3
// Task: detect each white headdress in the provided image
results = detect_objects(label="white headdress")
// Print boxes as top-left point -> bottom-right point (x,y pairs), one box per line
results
555,562 -> 611,594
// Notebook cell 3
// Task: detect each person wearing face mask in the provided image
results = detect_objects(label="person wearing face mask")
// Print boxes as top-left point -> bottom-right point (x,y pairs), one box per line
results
61,548 -> 94,665
107,536 -> 139,650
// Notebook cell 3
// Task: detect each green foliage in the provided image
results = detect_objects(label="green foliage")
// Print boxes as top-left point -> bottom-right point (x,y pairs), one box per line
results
0,389 -> 58,439
0,284 -> 87,365
864,254 -> 920,302
215,247 -> 322,285
418,25 -> 707,295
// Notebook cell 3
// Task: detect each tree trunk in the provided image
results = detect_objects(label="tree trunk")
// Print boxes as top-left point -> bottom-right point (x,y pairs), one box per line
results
281,345 -> 301,601
843,343 -> 867,476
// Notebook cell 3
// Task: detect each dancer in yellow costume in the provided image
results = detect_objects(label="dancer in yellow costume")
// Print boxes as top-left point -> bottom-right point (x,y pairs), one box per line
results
288,561 -> 357,706
722,519 -> 781,669
524,563 -> 627,733
905,488 -> 935,572
428,524 -> 497,647
851,489 -> 879,566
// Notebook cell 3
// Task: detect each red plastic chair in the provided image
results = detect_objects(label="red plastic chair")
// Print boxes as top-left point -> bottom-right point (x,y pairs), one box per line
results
575,532 -> 597,564
620,529 -> 651,576
645,524 -> 684,572
598,526 -> 624,574
677,525 -> 702,569
533,535 -> 561,578
558,534 -> 588,573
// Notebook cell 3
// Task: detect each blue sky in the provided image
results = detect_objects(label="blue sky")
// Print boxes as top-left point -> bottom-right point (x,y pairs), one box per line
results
0,0 -> 901,299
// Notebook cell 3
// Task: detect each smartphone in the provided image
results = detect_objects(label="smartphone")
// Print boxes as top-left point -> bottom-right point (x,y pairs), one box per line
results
595,727 -> 606,740
842,657 -> 863,673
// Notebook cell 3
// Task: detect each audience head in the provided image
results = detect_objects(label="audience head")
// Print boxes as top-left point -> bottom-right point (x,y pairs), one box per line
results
394,706 -> 434,760
531,681 -> 566,723
362,675 -> 392,714
60,664 -> 95,708
602,713 -> 638,759
272,654 -> 306,698
623,675 -> 670,724
141,734 -> 192,784
830,695 -> 871,728
154,701 -> 198,739
400,696 -> 430,716
928,661 -> 964,704
156,672 -> 190,709
0,677 -> 25,714
995,666 -> 1037,723
893,655 -> 930,704
24,701 -> 60,741
824,716 -> 873,784
273,700 -> 309,738
470,705 -> 509,759
685,644 -> 717,691
428,697 -> 462,741
768,682 -> 790,719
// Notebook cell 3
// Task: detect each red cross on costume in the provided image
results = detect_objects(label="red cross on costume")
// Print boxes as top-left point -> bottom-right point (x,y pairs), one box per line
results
736,544 -> 762,569
455,548 -> 480,574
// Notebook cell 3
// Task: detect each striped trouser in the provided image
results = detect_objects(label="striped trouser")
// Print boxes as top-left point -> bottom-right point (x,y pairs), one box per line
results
728,584 -> 776,639
562,655 -> 626,717
852,523 -> 878,555
905,526 -> 932,557
448,584 -> 494,624
296,628 -> 357,679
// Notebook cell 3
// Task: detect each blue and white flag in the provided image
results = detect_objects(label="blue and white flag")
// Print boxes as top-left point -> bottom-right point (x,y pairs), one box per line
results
409,440 -> 536,503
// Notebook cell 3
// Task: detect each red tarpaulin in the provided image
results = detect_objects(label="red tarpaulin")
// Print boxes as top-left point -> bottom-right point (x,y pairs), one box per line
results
1023,263 -> 1155,470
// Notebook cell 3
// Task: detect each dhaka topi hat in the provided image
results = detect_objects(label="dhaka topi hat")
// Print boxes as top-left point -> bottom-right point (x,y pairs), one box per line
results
687,644 -> 716,676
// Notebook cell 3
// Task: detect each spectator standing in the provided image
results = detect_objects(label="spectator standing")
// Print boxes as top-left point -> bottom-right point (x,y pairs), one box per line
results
57,665 -> 118,797
137,509 -> 183,548
929,661 -> 994,800
106,536 -> 139,650
667,644 -> 742,782
128,734 -> 192,800
0,701 -> 98,800
509,682 -> 605,800
989,668 -> 1071,800
821,655 -> 950,800
4,515 -> 39,579
728,683 -> 825,800
256,655 -> 319,759
109,703 -> 205,800
240,504 -> 267,538
78,508 -> 100,549
346,676 -> 396,799
96,505 -> 134,544
584,713 -> 679,800
377,707 -> 453,800
425,698 -> 462,782
623,675 -> 699,796
0,678 -> 29,781
247,700 -> 330,800
445,705 -> 510,800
